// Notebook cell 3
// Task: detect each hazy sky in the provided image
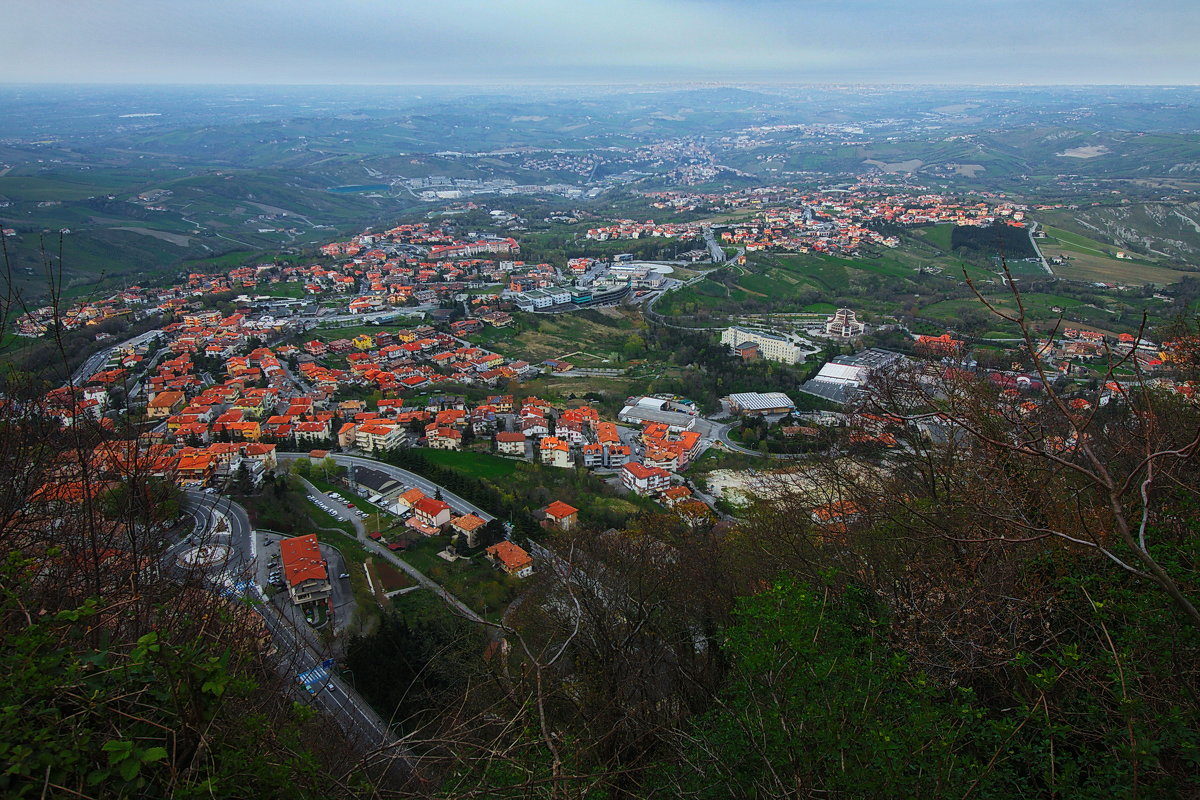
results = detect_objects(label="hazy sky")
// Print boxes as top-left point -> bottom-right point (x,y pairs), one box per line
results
3,0 -> 1198,85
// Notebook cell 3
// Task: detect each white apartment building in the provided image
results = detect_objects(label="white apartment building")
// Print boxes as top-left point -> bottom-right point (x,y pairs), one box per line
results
720,326 -> 811,365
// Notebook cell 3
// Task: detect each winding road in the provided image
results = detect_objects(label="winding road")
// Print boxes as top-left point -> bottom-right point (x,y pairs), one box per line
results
177,490 -> 403,754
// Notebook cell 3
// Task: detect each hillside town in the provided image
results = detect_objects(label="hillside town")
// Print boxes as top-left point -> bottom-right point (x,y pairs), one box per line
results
13,182 -> 1044,339
13,202 -> 1200,654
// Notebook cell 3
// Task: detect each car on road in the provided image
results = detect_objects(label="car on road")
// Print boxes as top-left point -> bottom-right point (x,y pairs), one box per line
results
339,573 -> 349,579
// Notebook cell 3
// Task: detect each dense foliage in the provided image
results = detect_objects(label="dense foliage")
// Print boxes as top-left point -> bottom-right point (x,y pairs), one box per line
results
0,559 -> 357,798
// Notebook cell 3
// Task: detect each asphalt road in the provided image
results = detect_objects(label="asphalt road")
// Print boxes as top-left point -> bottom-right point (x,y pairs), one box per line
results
291,452 -> 497,523
71,329 -> 162,386
176,490 -> 401,753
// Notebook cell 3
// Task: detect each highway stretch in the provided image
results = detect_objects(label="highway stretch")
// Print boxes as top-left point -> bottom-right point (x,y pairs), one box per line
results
178,490 -> 403,756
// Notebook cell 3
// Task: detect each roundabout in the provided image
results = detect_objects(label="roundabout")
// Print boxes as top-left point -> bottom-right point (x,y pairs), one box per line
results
177,543 -> 231,569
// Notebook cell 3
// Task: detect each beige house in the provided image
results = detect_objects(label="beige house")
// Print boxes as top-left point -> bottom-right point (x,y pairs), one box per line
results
539,436 -> 572,469
496,431 -> 526,456
147,390 -> 185,419
450,513 -> 488,548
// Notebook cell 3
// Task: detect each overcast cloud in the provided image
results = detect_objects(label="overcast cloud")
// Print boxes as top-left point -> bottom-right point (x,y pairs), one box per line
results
2,0 -> 1197,85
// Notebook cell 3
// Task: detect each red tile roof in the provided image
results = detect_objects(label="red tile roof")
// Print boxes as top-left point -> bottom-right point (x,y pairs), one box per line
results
279,534 -> 327,586
544,500 -> 578,520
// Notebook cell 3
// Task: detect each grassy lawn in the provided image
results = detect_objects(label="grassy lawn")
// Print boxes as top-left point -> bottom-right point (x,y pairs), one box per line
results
310,325 -> 389,340
416,448 -> 518,479
687,446 -> 774,475
261,281 -> 309,299
394,535 -> 447,574
394,535 -> 520,620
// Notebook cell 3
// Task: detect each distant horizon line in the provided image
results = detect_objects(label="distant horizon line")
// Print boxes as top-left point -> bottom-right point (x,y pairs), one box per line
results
1,80 -> 1196,90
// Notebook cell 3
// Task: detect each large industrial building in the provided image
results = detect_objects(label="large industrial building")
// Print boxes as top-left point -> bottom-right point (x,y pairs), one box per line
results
724,392 -> 797,416
618,396 -> 697,431
800,348 -> 905,404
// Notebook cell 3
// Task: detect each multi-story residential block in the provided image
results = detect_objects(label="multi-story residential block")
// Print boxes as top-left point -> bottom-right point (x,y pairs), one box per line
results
496,431 -> 527,456
720,326 -> 812,364
355,421 -> 404,453
539,436 -> 572,468
279,534 -> 331,608
620,462 -> 672,495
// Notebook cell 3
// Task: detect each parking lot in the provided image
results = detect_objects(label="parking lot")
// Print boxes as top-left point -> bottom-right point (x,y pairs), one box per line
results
258,531 -> 355,633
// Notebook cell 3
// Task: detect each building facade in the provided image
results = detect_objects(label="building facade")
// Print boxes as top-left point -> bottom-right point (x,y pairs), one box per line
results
720,326 -> 810,364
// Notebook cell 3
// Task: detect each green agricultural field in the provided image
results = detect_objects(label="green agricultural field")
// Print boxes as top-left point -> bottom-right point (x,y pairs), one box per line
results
1047,250 -> 1191,285
0,172 -> 146,202
914,224 -> 954,251
1038,224 -> 1193,284
1041,226 -> 1118,258
770,254 -> 851,292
